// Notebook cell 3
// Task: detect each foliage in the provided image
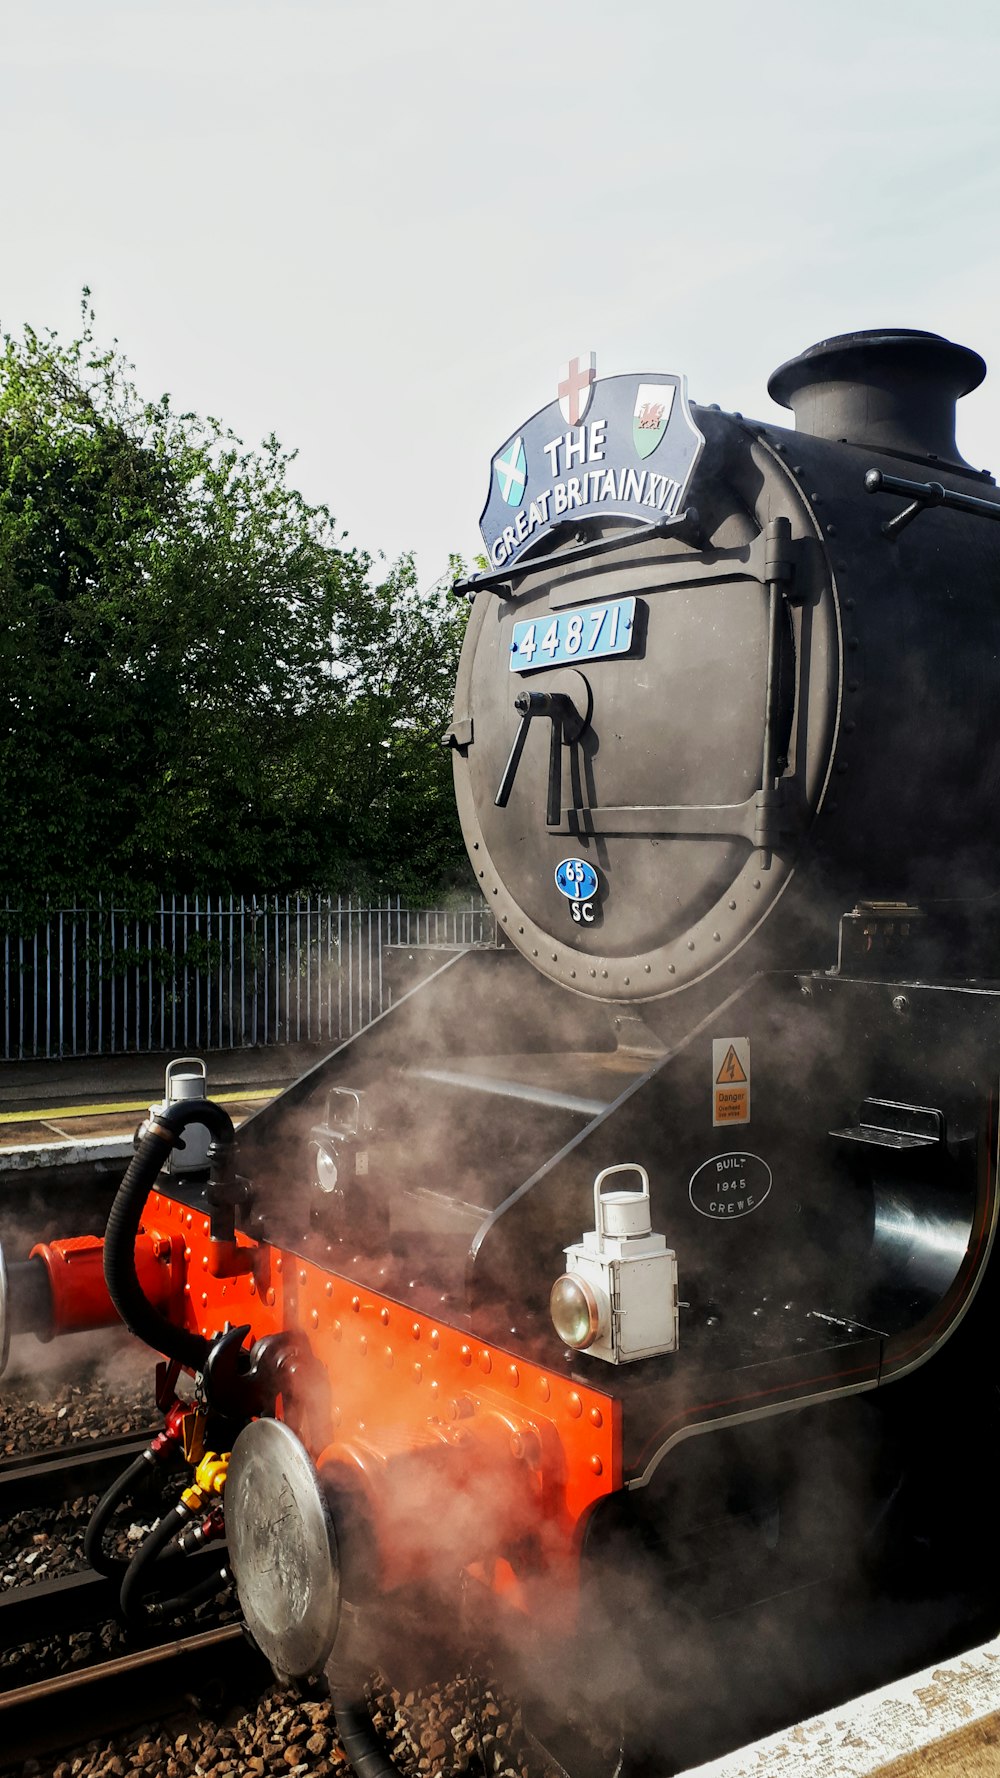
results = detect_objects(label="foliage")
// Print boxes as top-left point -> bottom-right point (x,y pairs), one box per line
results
0,296 -> 469,913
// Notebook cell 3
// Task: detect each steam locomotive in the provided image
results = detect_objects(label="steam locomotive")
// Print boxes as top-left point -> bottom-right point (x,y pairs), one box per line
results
5,328 -> 1000,1776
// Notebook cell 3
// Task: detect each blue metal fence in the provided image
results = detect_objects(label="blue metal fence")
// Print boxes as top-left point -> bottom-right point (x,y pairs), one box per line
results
1,894 -> 496,1060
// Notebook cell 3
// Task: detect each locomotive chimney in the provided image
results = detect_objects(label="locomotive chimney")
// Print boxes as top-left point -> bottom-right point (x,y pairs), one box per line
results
768,328 -> 985,469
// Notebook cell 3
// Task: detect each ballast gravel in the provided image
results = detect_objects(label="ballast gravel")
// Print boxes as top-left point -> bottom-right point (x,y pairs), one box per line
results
1,1345 -> 164,1647
13,1678 -> 554,1778
1,1345 -> 561,1778
1,1343 -> 156,1455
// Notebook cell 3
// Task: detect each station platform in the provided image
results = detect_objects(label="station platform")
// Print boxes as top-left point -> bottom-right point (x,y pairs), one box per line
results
0,1044 -> 327,1153
682,1632 -> 1000,1776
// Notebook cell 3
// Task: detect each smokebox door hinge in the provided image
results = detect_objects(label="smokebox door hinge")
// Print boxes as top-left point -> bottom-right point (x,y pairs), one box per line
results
444,716 -> 474,752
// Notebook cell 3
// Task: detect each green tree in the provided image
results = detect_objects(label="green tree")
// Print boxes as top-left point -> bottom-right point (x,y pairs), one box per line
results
0,297 -> 470,910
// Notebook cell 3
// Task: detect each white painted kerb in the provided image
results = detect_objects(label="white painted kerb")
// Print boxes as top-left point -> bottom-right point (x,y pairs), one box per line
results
680,1635 -> 1000,1777
0,1136 -> 133,1172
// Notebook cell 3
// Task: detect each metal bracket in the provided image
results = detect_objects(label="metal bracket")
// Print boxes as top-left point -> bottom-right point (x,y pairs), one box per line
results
833,902 -> 926,976
201,1325 -> 302,1419
865,467 -> 1000,539
830,1099 -> 944,1152
556,785 -> 796,844
454,507 -> 707,601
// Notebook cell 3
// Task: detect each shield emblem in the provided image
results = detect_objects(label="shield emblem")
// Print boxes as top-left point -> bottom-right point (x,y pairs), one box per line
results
494,435 -> 527,507
558,353 -> 597,427
632,382 -> 676,459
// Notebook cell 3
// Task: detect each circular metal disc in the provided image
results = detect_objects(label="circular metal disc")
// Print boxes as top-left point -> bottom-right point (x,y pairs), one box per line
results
0,1241 -> 10,1379
227,1418 -> 340,1679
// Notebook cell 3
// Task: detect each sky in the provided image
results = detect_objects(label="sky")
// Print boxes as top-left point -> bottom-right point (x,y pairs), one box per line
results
2,0 -> 999,589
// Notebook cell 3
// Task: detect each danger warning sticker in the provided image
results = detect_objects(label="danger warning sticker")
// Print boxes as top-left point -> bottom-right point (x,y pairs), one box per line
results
712,1037 -> 750,1127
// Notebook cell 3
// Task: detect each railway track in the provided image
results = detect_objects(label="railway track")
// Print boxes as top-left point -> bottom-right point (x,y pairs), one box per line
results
1,1418 -> 985,1777
0,1273 -> 546,1776
0,1623 -> 270,1770
1,1362 -> 990,1776
0,1425 -> 262,1768
0,1421 -> 283,1772
0,1427 -> 170,1655
0,1428 -> 156,1513
0,1422 -> 530,1777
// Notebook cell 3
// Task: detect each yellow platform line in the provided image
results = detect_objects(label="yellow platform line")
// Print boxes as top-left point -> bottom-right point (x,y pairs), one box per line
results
0,1088 -> 277,1127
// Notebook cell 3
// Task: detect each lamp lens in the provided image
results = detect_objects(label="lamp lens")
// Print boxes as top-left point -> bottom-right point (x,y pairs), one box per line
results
550,1274 -> 599,1349
315,1146 -> 340,1194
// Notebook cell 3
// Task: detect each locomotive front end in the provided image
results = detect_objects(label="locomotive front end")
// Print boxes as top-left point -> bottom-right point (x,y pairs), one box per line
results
453,330 -> 1000,1012
8,330 -> 1000,1778
452,370 -> 840,1006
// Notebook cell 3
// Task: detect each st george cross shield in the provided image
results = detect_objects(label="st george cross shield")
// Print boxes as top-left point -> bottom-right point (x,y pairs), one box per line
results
494,435 -> 527,507
632,383 -> 676,459
558,354 -> 597,428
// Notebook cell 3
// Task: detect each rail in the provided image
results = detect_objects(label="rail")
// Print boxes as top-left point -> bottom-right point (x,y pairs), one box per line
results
0,1428 -> 198,1654
0,1429 -> 158,1513
0,1623 -> 268,1767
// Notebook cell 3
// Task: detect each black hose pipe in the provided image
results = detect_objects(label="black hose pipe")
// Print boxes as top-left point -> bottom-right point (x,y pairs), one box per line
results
83,1446 -> 185,1579
103,1099 -> 236,1372
119,1500 -> 193,1623
150,1560 -> 231,1621
120,1499 -> 229,1625
326,1665 -> 406,1778
84,1452 -> 157,1579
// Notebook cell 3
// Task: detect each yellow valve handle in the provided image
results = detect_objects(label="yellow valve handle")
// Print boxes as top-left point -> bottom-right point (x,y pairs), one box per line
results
195,1451 -> 230,1496
180,1450 -> 230,1513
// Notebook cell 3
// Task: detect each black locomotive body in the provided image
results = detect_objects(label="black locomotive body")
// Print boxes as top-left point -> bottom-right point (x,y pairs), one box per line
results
5,328 -> 1000,1776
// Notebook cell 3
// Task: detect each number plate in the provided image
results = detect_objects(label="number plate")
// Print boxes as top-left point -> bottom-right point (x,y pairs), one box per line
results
509,597 -> 636,674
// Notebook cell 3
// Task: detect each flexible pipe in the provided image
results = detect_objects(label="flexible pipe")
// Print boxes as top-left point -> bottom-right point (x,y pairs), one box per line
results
326,1666 -> 405,1778
84,1451 -> 157,1579
119,1501 -> 194,1623
149,1561 -> 231,1621
84,1446 -> 185,1579
119,1499 -> 229,1625
102,1099 -> 236,1371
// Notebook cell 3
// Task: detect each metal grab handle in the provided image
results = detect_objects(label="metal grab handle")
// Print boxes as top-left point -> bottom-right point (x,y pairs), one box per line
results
164,1058 -> 207,1102
494,704 -> 534,809
593,1164 -> 650,1255
325,1087 -> 363,1137
495,690 -> 588,823
865,466 -> 1000,539
165,1057 -> 206,1084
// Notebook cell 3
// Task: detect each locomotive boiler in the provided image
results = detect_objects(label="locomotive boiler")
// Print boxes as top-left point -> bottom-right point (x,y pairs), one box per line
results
5,327 -> 1000,1776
